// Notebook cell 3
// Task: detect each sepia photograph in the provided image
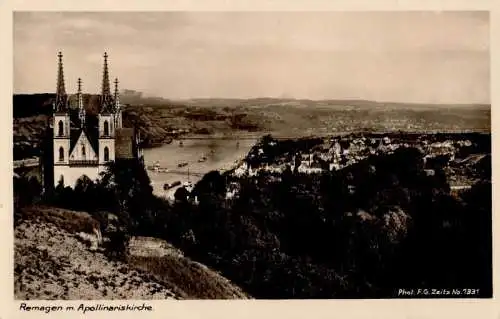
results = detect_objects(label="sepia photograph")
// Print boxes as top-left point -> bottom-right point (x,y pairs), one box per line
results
13,11 -> 491,300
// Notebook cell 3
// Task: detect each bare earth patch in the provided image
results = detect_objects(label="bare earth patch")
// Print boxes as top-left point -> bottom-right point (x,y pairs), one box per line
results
14,206 -> 250,300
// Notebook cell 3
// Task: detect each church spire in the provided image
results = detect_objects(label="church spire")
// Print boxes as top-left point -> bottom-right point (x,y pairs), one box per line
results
54,51 -> 67,113
102,52 -> 111,96
113,77 -> 123,129
77,78 -> 86,127
100,52 -> 113,113
114,78 -> 120,109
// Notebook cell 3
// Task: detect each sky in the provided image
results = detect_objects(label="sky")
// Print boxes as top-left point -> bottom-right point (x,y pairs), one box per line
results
13,11 -> 489,104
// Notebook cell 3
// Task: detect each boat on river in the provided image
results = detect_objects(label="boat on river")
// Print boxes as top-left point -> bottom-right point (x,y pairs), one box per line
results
198,155 -> 207,162
147,161 -> 160,171
164,181 -> 181,190
178,162 -> 188,168
147,161 -> 169,173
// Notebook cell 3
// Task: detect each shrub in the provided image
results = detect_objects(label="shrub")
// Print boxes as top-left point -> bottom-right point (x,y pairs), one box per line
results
105,226 -> 130,261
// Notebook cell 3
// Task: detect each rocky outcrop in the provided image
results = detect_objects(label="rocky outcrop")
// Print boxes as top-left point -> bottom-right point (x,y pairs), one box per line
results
15,219 -> 178,300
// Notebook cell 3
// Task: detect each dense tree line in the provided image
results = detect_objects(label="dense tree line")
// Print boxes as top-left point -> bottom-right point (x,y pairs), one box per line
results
159,145 -> 492,298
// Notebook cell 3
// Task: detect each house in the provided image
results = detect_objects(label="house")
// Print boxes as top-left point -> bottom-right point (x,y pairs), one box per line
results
43,52 -> 143,190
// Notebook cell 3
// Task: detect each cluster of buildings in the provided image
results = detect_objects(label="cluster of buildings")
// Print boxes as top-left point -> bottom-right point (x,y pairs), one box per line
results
231,136 -> 394,177
220,134 -> 478,201
230,135 -> 473,179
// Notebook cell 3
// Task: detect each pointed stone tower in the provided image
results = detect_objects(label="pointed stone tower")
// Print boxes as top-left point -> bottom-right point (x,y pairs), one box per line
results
77,78 -> 86,127
98,52 -> 116,167
53,51 -> 71,187
113,78 -> 122,129
53,51 -> 68,113
100,52 -> 114,114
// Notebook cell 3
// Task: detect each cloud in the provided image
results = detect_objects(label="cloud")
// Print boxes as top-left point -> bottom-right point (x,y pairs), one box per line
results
13,11 -> 489,103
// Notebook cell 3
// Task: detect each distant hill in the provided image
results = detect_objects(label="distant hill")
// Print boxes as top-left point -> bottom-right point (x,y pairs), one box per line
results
13,93 -> 107,118
14,93 -> 490,118
13,94 -> 55,118
177,97 -> 490,110
12,93 -> 491,160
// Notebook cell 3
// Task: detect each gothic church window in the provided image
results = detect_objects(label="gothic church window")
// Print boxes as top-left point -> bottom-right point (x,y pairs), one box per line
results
104,146 -> 109,162
104,120 -> 109,136
59,147 -> 64,162
58,120 -> 64,136
82,145 -> 86,157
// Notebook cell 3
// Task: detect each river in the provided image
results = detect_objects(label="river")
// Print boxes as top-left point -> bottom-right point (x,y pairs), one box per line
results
143,138 -> 258,198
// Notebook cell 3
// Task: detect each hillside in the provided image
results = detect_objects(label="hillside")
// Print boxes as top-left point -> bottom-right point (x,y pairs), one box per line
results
179,97 -> 491,110
13,132 -> 491,299
12,93 -> 264,159
14,205 -> 249,300
13,93 -> 490,160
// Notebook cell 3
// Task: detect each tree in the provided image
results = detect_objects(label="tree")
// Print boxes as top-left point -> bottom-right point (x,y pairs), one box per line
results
174,187 -> 189,203
74,175 -> 94,194
96,158 -> 154,234
105,224 -> 130,261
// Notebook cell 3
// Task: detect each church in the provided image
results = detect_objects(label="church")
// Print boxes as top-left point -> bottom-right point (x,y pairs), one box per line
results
42,51 -> 143,190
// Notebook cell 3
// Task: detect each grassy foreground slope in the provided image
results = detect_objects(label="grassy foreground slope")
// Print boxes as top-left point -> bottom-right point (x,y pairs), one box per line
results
14,206 -> 249,300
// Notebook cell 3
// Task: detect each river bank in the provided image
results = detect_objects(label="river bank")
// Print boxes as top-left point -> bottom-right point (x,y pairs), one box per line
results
143,137 -> 259,199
